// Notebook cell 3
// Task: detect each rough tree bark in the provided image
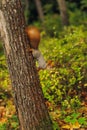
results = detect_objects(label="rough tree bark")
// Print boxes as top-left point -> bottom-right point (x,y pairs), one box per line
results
0,0 -> 53,130
57,0 -> 69,26
34,0 -> 44,22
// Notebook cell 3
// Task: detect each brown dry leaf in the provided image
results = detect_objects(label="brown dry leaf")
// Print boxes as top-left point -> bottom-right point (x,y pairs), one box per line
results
47,60 -> 55,68
79,106 -> 87,113
45,101 -> 51,108
0,106 -> 6,118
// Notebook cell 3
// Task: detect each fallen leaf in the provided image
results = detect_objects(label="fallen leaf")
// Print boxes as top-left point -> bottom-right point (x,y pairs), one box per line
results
72,121 -> 81,129
62,124 -> 71,129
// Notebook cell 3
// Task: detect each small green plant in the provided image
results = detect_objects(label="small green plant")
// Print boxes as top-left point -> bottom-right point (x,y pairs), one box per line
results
7,115 -> 19,130
70,96 -> 81,109
0,123 -> 7,130
64,112 -> 87,126
53,121 -> 60,130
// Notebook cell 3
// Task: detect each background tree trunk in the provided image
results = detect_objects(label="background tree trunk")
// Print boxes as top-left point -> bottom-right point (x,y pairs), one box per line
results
0,0 -> 53,130
22,0 -> 30,24
57,0 -> 69,26
34,0 -> 44,22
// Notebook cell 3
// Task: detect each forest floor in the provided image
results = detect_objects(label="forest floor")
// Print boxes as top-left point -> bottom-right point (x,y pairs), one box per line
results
0,79 -> 87,130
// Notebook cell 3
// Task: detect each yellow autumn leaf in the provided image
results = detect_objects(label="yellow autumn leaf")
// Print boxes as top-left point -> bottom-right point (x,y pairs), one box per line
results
62,124 -> 70,129
84,83 -> 87,87
72,121 -> 81,129
62,121 -> 81,130
50,111 -> 61,120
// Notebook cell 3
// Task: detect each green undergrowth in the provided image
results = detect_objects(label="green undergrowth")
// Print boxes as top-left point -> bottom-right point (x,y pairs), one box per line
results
0,42 -> 18,130
0,25 -> 87,129
40,25 -> 87,105
39,25 -> 87,129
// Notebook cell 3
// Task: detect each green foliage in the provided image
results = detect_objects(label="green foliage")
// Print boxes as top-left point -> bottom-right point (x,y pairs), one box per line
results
64,112 -> 87,126
0,55 -> 10,90
64,112 -> 80,124
53,121 -> 60,130
43,14 -> 62,37
7,115 -> 19,130
78,117 -> 87,125
0,43 -> 19,130
0,42 -> 4,56
69,9 -> 87,25
0,123 -> 7,130
43,4 -> 53,14
0,115 -> 19,130
66,1 -> 87,25
39,25 -> 87,110
81,0 -> 87,9
33,14 -> 62,37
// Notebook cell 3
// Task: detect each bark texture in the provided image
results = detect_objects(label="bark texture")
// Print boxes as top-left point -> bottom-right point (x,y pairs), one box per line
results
57,0 -> 69,26
0,0 -> 53,130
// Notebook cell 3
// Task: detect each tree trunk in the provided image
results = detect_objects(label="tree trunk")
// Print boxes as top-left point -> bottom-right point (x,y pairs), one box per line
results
0,0 -> 53,130
57,0 -> 69,26
34,0 -> 44,22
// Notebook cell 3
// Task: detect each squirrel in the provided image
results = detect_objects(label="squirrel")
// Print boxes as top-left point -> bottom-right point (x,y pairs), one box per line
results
25,26 -> 40,50
25,26 -> 49,70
